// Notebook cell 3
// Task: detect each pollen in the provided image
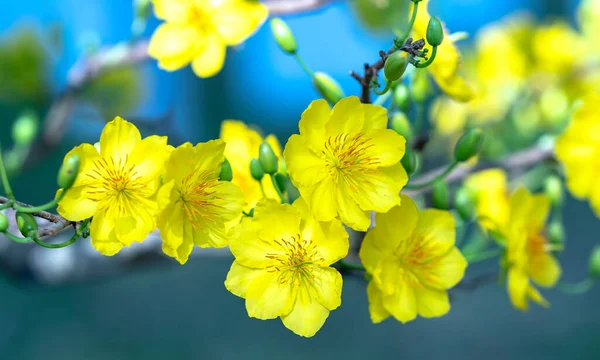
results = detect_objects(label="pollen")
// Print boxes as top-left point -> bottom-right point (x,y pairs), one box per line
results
178,167 -> 225,229
265,234 -> 325,286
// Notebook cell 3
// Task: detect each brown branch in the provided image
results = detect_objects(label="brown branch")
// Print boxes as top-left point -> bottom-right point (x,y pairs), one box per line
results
0,197 -> 75,239
264,0 -> 339,15
404,146 -> 555,196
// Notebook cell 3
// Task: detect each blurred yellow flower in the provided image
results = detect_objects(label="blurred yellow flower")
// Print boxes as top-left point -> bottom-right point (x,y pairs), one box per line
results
225,198 -> 348,337
464,168 -> 510,232
148,0 -> 268,78
283,96 -> 408,231
411,0 -> 475,102
505,187 -> 561,311
57,117 -> 170,256
359,195 -> 467,323
157,140 -> 244,264
220,120 -> 282,211
532,22 -> 585,76
555,94 -> 600,217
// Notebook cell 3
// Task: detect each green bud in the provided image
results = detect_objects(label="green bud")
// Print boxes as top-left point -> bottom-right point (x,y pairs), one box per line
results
258,142 -> 279,175
589,246 -> 600,279
313,72 -> 345,104
250,158 -> 264,181
393,84 -> 412,112
279,157 -> 287,175
57,154 -> 80,189
401,147 -> 419,176
134,0 -> 151,18
270,18 -> 297,54
544,176 -> 563,207
16,212 -> 38,238
454,128 -> 484,162
454,187 -> 475,220
219,158 -> 233,182
390,112 -> 413,140
275,173 -> 287,193
12,111 -> 39,146
384,52 -> 409,82
0,213 -> 8,232
548,221 -> 565,245
431,180 -> 449,210
426,17 -> 444,47
411,69 -> 431,103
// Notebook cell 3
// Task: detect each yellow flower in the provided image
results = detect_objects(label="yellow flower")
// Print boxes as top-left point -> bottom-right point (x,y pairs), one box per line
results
57,117 -> 170,256
224,198 -> 349,337
411,0 -> 475,102
555,94 -> 600,216
464,168 -> 510,232
148,0 -> 268,78
505,187 -> 561,311
220,120 -> 283,211
532,22 -> 585,76
283,96 -> 408,231
359,194 -> 467,323
157,140 -> 244,264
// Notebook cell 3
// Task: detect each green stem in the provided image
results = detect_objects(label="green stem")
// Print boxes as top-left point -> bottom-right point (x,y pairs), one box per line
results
398,1 -> 419,45
413,46 -> 438,68
259,180 -> 267,198
465,248 -> 502,264
373,89 -> 393,106
14,189 -> 67,213
558,278 -> 595,295
372,80 -> 392,96
32,218 -> 90,249
0,147 -> 14,199
270,174 -> 287,204
337,259 -> 366,272
2,231 -> 32,244
293,53 -> 314,77
0,202 -> 12,210
404,161 -> 458,190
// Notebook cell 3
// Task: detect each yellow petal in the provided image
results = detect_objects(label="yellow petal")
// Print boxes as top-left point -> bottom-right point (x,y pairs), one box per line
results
211,0 -> 268,46
508,187 -> 550,233
293,198 -> 349,265
325,96 -> 364,136
284,134 -> 328,186
229,220 -> 281,268
193,139 -> 227,175
152,0 -> 193,22
62,143 -> 102,188
99,117 -> 141,164
527,285 -> 550,308
529,253 -> 561,288
359,229 -> 385,274
148,23 -> 204,71
336,183 -> 371,231
253,199 -> 301,241
366,282 -> 390,323
129,135 -> 170,180
225,260 -> 263,298
373,194 -> 419,251
508,268 -> 529,311
382,280 -> 417,323
361,103 -> 388,132
413,209 -> 456,250
89,210 -> 124,256
416,247 -> 467,290
298,99 -> 331,152
162,233 -> 194,264
297,178 -> 338,222
414,286 -> 450,318
281,283 -> 330,338
347,163 -> 405,213
309,266 -> 343,310
191,34 -> 226,78
376,257 -> 402,296
245,271 -> 295,319
57,186 -> 99,222
362,129 -> 406,167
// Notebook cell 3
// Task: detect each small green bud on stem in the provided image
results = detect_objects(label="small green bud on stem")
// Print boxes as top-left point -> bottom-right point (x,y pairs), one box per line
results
270,18 -> 297,54
401,147 -> 419,176
219,158 -> 233,182
57,154 -> 80,189
431,180 -> 449,210
454,187 -> 475,220
16,212 -> 38,238
12,111 -> 39,146
454,128 -> 484,162
544,176 -> 564,207
384,52 -> 409,82
312,72 -> 345,104
0,213 -> 8,232
426,17 -> 444,47
259,143 -> 279,175
393,84 -> 412,112
390,112 -> 413,140
589,246 -> 600,280
250,158 -> 264,181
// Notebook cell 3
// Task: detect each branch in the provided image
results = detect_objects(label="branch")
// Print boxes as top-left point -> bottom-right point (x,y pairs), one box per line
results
404,146 -> 554,196
0,196 -> 75,238
264,0 -> 339,15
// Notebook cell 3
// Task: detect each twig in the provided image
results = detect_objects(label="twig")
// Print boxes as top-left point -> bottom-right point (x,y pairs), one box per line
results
404,146 -> 554,196
0,196 -> 76,239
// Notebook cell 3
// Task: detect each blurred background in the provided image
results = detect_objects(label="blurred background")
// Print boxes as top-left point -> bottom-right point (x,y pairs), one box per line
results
0,0 -> 599,359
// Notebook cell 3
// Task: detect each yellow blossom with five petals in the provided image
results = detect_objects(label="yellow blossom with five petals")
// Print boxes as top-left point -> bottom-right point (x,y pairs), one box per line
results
148,0 -> 268,78
57,117 -> 170,256
157,140 -> 244,264
359,194 -> 467,323
225,198 -> 349,337
283,96 -> 408,231
220,120 -> 283,211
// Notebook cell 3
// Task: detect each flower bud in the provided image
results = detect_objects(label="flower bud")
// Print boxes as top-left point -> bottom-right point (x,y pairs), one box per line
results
426,17 -> 444,47
431,180 -> 449,210
12,111 -> 39,146
384,52 -> 409,82
548,221 -> 565,245
393,84 -> 412,112
219,158 -> 233,182
401,147 -> 419,176
16,212 -> 38,238
589,246 -> 600,279
270,18 -> 297,54
454,128 -> 484,162
250,158 -> 264,181
312,72 -> 345,104
390,112 -> 413,140
57,154 -> 80,189
544,176 -> 563,207
259,142 -> 279,175
134,0 -> 151,18
0,213 -> 8,232
454,187 -> 475,220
